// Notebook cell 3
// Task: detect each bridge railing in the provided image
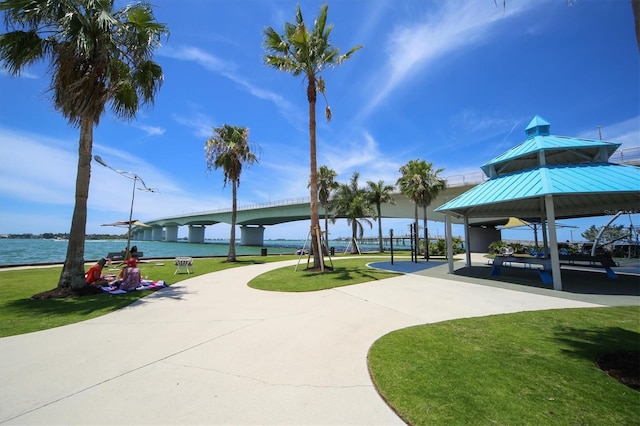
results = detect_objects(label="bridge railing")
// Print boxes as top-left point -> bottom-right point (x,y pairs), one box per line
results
150,171 -> 487,222
442,171 -> 487,187
610,146 -> 640,165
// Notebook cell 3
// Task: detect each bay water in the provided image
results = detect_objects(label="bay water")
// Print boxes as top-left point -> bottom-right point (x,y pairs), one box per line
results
0,238 -> 385,267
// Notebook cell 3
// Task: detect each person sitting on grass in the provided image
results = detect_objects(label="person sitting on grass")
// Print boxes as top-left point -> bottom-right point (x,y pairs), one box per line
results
119,258 -> 142,292
85,258 -> 109,287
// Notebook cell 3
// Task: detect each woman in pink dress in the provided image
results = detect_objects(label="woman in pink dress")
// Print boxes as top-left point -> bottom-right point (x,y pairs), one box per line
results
119,258 -> 142,291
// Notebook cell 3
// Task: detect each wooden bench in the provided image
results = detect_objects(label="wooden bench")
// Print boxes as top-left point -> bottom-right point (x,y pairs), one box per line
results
106,251 -> 144,262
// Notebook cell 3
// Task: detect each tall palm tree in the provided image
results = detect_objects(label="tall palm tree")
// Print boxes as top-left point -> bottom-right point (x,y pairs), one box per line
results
205,125 -> 259,262
418,164 -> 446,260
0,0 -> 168,291
330,172 -> 375,254
397,160 -> 446,260
263,4 -> 361,270
316,165 -> 339,246
366,180 -> 396,252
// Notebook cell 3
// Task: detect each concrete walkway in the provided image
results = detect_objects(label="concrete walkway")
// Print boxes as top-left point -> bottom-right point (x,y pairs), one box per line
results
0,258 -> 608,425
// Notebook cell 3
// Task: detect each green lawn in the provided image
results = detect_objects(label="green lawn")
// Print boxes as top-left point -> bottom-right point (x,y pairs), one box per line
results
3,254 -> 638,424
248,257 -> 399,291
0,255 -> 296,337
368,306 -> 640,425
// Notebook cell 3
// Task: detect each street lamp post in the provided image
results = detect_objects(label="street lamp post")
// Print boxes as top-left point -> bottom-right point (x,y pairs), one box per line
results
94,155 -> 157,257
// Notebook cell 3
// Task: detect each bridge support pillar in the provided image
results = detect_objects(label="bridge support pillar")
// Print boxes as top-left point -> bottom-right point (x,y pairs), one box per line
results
188,225 -> 206,243
240,225 -> 265,246
151,227 -> 163,241
143,228 -> 153,241
165,226 -> 178,242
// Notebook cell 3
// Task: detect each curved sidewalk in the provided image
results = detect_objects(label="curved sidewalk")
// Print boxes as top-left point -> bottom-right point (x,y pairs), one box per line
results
0,259 -> 604,425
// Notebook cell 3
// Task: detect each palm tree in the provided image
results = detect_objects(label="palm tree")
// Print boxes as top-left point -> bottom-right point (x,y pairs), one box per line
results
0,0 -> 168,292
366,180 -> 396,252
205,125 -> 259,262
397,160 -> 446,260
263,4 -> 361,270
316,165 -> 339,246
418,165 -> 446,260
330,172 -> 375,254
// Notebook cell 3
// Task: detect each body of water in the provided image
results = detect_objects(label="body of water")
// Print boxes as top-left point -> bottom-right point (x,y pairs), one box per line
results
0,238 -> 391,267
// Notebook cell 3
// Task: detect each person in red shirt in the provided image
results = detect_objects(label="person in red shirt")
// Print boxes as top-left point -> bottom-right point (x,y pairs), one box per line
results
85,258 -> 108,287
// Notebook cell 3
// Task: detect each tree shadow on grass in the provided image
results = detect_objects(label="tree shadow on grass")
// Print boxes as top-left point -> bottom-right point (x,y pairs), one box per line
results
3,285 -> 189,318
552,323 -> 640,390
553,325 -> 640,360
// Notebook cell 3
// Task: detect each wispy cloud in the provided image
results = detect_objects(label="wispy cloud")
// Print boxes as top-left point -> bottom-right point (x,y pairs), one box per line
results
577,115 -> 640,149
0,126 -> 228,231
0,67 -> 38,79
133,124 -> 166,136
172,109 -> 214,138
362,1 -> 534,118
160,45 -> 304,129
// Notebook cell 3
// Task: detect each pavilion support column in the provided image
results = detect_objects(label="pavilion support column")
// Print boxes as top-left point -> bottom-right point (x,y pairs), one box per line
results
464,216 -> 471,267
545,195 -> 562,291
446,212 -> 454,273
540,198 -> 548,253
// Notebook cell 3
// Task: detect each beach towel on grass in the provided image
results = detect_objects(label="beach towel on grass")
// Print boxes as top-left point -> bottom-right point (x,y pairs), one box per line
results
101,280 -> 167,294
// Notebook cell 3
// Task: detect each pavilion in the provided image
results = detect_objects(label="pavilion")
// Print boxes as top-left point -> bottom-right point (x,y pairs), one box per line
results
435,115 -> 640,291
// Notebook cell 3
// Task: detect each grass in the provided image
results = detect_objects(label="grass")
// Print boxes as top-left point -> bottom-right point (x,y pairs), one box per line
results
0,253 -> 393,337
368,306 -> 640,425
0,255 -> 296,337
248,257 -> 400,291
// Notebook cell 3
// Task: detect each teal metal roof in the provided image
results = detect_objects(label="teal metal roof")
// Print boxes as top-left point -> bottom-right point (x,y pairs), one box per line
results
481,136 -> 621,176
435,163 -> 640,219
525,115 -> 551,136
481,116 -> 621,177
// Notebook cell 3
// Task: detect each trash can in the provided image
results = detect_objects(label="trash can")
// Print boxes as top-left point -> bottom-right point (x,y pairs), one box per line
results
330,247 -> 335,256
260,248 -> 267,256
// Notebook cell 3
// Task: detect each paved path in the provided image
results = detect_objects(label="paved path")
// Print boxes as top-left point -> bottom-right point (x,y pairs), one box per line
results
0,259 -> 604,425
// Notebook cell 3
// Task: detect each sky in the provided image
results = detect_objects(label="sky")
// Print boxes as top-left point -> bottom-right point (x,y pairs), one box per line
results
0,0 -> 638,243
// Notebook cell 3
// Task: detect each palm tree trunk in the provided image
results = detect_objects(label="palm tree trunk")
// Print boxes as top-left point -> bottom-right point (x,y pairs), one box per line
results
423,204 -> 429,260
58,116 -> 92,290
414,203 -> 419,261
228,179 -> 237,262
307,77 -> 322,269
351,220 -> 358,254
324,211 -> 329,254
377,203 -> 383,252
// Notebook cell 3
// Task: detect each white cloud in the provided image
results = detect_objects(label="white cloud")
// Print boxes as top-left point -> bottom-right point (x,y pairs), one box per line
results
173,109 -> 214,138
0,67 -> 39,79
0,126 -> 230,233
362,1 -> 535,117
161,45 -> 304,129
133,124 -> 166,136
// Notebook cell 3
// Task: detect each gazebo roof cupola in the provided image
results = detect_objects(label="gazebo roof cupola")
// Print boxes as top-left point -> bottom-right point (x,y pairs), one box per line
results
525,115 -> 551,137
480,115 -> 621,178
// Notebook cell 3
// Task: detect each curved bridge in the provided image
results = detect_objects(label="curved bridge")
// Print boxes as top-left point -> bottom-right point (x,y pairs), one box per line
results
133,172 -> 493,245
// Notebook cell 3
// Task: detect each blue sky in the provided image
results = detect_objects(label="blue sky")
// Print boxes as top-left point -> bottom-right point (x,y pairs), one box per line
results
0,0 -> 638,243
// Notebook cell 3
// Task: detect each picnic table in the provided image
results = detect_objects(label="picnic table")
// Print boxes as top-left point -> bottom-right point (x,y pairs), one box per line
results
490,254 -> 618,284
